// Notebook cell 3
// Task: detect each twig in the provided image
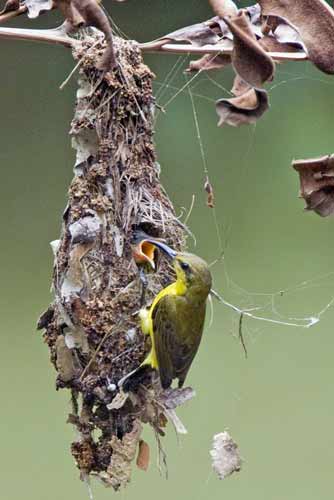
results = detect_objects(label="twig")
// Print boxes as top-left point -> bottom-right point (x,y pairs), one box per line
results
0,23 -> 308,64
0,26 -> 75,47
59,57 -> 83,89
140,41 -> 308,62
79,329 -> 112,381
238,313 -> 248,359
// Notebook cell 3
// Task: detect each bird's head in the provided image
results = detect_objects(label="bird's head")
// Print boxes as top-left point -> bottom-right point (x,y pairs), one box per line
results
174,253 -> 212,295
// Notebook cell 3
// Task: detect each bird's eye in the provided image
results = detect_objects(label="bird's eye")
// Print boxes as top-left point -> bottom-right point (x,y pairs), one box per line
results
180,261 -> 190,272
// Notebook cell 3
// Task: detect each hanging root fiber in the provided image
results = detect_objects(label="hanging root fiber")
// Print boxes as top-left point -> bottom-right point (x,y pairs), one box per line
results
37,32 -> 192,489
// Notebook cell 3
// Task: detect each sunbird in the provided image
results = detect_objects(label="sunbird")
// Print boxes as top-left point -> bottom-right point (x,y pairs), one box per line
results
138,241 -> 212,389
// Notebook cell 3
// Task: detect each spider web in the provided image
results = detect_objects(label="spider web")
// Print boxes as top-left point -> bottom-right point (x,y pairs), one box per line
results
151,54 -> 334,348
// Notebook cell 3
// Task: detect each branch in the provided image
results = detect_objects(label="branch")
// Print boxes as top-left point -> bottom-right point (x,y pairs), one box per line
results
139,41 -> 308,62
0,26 -> 74,47
0,23 -> 308,64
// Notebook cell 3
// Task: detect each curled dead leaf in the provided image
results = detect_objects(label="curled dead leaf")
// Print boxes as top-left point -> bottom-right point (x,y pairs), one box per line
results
259,0 -> 334,74
259,35 -> 304,54
293,155 -> 334,216
273,21 -> 305,50
216,88 -> 269,127
210,431 -> 242,479
56,0 -> 84,27
187,52 -> 232,73
224,10 -> 275,88
55,0 -> 116,68
75,0 -> 116,69
231,74 -> 251,96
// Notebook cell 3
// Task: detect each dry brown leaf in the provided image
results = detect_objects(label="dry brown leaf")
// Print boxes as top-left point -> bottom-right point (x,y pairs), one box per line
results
107,390 -> 129,410
56,0 -> 84,26
216,88 -> 269,126
231,74 -> 250,96
273,21 -> 305,50
65,242 -> 94,291
293,155 -> 334,216
161,21 -> 220,46
204,178 -> 215,208
64,326 -> 89,353
0,0 -> 19,14
210,431 -> 242,479
259,35 -> 303,53
69,214 -> 101,245
209,0 -> 238,18
36,305 -> 54,330
136,440 -> 150,471
158,386 -> 196,410
55,335 -> 78,382
107,420 -> 143,490
224,10 -> 275,88
259,0 -> 334,74
186,52 -> 231,73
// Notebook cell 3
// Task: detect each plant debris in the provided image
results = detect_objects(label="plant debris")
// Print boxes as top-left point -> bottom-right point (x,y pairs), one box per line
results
136,439 -> 150,471
259,0 -> 334,74
216,88 -> 269,127
224,10 -> 275,89
210,431 -> 242,479
293,155 -> 334,216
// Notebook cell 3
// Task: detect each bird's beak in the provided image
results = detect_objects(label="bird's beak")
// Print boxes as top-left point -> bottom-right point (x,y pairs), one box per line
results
144,239 -> 177,259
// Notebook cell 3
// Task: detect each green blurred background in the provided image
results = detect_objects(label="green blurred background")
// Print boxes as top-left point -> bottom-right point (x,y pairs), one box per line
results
1,1 -> 334,499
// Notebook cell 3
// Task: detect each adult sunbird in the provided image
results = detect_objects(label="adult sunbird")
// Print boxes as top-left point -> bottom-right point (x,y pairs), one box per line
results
139,241 -> 212,389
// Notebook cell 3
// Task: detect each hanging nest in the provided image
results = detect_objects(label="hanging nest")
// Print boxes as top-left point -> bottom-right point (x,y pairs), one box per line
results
37,32 -> 194,489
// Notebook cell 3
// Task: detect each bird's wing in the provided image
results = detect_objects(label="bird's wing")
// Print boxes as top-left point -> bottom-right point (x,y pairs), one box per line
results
153,294 -> 199,389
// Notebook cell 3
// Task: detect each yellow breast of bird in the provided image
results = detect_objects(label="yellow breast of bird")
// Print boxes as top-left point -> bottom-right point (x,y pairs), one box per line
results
139,281 -> 185,369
